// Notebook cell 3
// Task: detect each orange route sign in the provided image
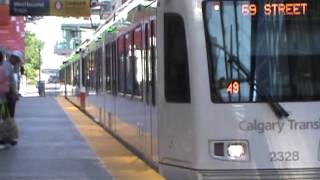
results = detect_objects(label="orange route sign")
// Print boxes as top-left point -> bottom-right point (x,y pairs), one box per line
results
50,0 -> 91,17
242,2 -> 308,16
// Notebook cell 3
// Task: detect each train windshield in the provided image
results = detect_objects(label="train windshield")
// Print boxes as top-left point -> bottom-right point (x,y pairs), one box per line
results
203,0 -> 320,102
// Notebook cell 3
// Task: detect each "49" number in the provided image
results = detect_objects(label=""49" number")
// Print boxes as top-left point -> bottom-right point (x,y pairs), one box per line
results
227,81 -> 240,94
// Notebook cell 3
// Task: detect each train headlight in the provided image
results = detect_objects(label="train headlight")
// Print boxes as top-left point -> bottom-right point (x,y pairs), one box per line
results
210,140 -> 249,161
227,143 -> 248,161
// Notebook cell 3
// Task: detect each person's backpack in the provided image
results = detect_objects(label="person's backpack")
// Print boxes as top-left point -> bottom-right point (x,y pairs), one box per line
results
0,64 -> 9,96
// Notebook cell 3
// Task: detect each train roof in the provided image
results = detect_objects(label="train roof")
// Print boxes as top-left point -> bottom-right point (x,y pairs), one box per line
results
60,0 -> 156,69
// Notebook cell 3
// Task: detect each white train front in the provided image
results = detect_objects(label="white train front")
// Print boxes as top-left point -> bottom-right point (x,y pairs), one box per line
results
60,0 -> 320,179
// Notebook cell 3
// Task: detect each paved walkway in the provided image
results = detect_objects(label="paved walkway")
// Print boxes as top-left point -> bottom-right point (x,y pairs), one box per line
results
0,97 -> 112,180
56,97 -> 164,180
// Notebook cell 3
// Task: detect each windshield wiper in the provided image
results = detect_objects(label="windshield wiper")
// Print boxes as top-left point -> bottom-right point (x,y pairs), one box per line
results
222,19 -> 289,118
253,87 -> 290,118
229,56 -> 289,119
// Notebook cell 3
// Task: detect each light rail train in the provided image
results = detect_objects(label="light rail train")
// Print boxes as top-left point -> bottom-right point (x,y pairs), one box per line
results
60,0 -> 320,179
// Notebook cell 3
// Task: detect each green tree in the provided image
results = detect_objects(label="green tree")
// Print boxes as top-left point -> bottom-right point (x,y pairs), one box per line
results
24,31 -> 44,84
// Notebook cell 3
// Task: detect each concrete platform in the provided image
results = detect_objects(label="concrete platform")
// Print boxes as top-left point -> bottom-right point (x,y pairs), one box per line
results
0,96 -> 164,180
0,97 -> 112,180
56,97 -> 164,180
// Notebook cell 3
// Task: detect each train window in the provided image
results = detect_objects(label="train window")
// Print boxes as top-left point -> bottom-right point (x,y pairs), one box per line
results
76,62 -> 79,86
99,48 -> 103,92
92,53 -> 95,90
150,20 -> 156,106
73,61 -> 80,87
96,48 -> 103,92
73,63 -> 76,86
133,27 -> 143,97
164,13 -> 191,103
204,0 -> 320,102
66,66 -> 71,85
71,63 -> 75,86
94,52 -> 97,91
88,53 -> 92,89
74,61 -> 77,87
99,49 -> 102,91
68,65 -> 72,85
85,55 -> 89,89
82,55 -> 85,88
87,54 -> 90,89
83,56 -> 86,88
112,41 -> 117,96
125,33 -> 134,95
90,52 -> 95,90
144,23 -> 150,104
145,20 -> 157,105
73,62 -> 76,86
74,63 -> 76,86
84,55 -> 89,89
74,63 -> 77,86
59,69 -> 63,83
105,44 -> 112,92
117,36 -> 126,94
87,56 -> 90,89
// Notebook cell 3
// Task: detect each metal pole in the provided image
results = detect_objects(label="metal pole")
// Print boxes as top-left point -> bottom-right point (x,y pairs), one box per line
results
39,47 -> 41,82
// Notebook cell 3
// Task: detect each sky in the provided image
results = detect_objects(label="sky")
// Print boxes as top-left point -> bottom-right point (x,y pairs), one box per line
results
26,17 -> 66,70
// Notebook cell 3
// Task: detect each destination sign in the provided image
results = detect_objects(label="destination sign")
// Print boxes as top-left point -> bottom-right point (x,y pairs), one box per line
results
10,0 -> 90,17
241,2 -> 308,16
10,0 -> 50,16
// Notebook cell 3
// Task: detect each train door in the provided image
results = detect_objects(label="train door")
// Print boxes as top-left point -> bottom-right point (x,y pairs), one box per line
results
133,26 -> 146,153
104,41 -> 116,131
143,20 -> 158,161
102,43 -> 107,129
150,20 -> 158,162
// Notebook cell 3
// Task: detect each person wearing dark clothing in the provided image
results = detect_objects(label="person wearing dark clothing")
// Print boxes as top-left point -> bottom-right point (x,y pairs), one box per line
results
4,51 -> 23,117
0,51 -> 23,146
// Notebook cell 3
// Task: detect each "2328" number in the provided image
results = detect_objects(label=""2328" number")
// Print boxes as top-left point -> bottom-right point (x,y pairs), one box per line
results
270,151 -> 299,161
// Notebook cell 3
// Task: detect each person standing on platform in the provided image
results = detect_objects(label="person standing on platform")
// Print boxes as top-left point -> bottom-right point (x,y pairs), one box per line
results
0,51 -> 19,146
0,51 -> 9,100
3,51 -> 23,118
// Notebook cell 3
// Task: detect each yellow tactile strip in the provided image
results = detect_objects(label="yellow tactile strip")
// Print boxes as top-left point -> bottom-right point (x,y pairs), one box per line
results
56,97 -> 165,180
